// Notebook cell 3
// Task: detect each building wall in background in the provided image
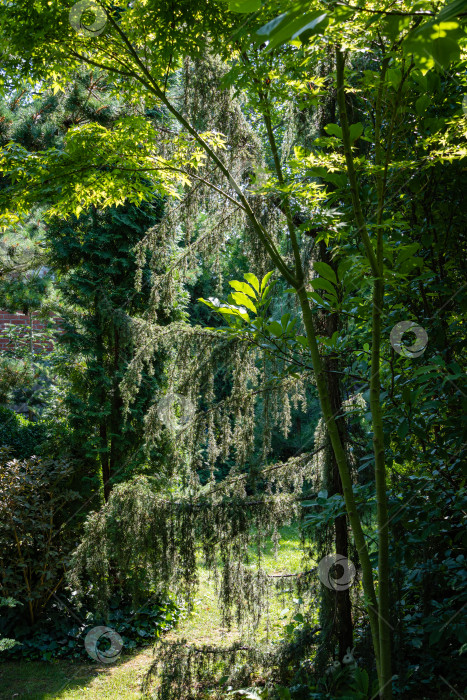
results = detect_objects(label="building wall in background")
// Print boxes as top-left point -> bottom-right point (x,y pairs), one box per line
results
0,311 -> 60,354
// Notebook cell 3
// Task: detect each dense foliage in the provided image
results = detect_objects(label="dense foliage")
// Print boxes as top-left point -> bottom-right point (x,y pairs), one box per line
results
0,0 -> 465,698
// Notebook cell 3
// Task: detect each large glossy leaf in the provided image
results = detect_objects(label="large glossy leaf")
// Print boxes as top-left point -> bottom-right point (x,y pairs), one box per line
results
244,272 -> 260,293
310,278 -> 337,297
255,7 -> 328,50
229,280 -> 257,298
230,291 -> 257,313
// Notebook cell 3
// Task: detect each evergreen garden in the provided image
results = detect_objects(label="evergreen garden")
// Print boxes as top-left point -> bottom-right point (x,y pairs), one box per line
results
0,1 -> 466,698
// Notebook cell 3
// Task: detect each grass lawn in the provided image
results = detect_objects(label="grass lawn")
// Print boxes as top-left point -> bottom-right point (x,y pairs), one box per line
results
0,524 -> 307,699
0,652 -> 152,699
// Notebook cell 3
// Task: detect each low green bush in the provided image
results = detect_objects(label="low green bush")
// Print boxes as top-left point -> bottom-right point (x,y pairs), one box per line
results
0,405 -> 48,458
0,450 -> 78,625
0,593 -> 179,662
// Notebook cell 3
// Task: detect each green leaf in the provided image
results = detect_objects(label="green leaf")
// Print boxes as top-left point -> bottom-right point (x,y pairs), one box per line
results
227,0 -> 261,12
219,306 -> 250,321
397,419 -> 409,439
313,262 -> 337,284
291,12 -> 328,41
256,12 -> 288,38
257,9 -> 328,51
198,297 -> 216,309
230,292 -> 257,314
310,278 -> 337,296
244,272 -> 260,293
261,283 -> 275,301
349,122 -> 364,143
307,291 -> 325,306
387,67 -> 402,89
260,270 -> 274,293
296,335 -> 308,347
431,35 -> 460,69
267,321 -> 283,337
229,280 -> 257,298
324,123 -> 343,138
429,628 -> 444,645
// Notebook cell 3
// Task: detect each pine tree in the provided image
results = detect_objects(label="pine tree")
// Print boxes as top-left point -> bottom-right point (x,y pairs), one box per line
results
1,74 -> 184,500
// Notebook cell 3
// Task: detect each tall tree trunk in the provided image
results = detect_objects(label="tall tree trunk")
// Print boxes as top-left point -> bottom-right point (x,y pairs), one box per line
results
109,326 -> 123,484
95,296 -> 111,503
314,50 -> 353,661
326,313 -> 353,660
101,421 -> 111,502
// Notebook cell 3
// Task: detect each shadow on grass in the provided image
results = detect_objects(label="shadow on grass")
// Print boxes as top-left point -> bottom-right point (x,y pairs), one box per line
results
0,656 -> 135,700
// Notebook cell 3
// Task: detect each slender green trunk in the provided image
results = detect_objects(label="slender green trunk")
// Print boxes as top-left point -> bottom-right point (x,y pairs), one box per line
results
335,46 -> 392,698
297,286 -> 381,676
255,76 -> 382,680
257,78 -> 381,679
372,54 -> 393,700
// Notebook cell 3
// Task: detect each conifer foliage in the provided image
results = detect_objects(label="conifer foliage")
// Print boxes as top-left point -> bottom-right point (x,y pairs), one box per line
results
0,2 -> 466,698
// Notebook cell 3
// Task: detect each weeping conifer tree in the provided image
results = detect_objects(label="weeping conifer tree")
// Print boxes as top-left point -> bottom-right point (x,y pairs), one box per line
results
67,51 -> 373,694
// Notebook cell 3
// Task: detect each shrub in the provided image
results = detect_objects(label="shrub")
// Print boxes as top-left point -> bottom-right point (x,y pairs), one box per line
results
0,592 -> 179,661
0,449 -> 79,625
0,406 -> 48,458
0,358 -> 35,404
